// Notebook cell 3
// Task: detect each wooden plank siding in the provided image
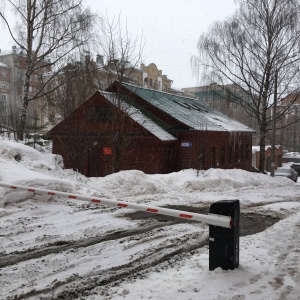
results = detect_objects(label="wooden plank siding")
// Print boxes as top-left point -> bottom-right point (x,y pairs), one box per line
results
48,91 -> 178,176
172,131 -> 252,171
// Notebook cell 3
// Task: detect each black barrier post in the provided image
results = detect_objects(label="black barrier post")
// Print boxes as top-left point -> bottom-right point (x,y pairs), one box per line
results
209,200 -> 240,271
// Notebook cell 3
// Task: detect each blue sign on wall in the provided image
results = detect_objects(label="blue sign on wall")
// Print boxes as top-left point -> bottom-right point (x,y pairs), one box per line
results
181,142 -> 192,147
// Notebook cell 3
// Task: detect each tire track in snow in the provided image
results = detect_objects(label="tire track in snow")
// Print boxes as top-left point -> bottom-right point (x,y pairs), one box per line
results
1,223 -> 205,300
0,221 -> 175,269
7,232 -> 206,300
0,208 -> 281,300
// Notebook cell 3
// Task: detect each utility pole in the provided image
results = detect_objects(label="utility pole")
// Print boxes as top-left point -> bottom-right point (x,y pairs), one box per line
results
271,69 -> 278,177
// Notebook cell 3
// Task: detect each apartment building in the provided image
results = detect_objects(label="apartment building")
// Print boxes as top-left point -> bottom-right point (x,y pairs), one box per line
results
139,63 -> 173,92
96,58 -> 173,92
182,83 -> 260,144
275,93 -> 300,151
0,46 -> 50,129
0,61 -> 10,123
1,48 -> 175,130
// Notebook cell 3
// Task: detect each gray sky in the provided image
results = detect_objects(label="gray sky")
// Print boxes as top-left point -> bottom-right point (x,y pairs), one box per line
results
1,0 -> 237,89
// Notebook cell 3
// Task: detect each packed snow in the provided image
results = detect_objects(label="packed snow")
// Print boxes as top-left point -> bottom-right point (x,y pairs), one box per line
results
0,137 -> 300,300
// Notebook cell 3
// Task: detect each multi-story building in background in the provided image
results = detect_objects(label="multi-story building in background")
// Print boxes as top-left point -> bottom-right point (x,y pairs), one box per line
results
182,83 -> 251,122
0,60 -> 11,126
47,54 -> 176,125
96,58 -> 174,93
139,63 -> 173,92
1,48 -> 175,130
275,93 -> 300,151
0,46 -> 50,131
182,83 -> 260,144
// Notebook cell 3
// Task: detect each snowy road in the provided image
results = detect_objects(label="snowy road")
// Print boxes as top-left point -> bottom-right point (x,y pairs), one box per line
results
0,203 -> 206,299
0,201 -> 281,300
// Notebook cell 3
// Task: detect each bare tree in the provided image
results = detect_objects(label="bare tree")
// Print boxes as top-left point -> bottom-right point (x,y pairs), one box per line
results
47,56 -> 100,123
97,16 -> 144,173
47,15 -> 144,174
192,0 -> 300,172
0,0 -> 97,140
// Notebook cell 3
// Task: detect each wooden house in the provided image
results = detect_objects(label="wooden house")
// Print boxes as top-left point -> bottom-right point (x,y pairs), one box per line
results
47,81 -> 254,177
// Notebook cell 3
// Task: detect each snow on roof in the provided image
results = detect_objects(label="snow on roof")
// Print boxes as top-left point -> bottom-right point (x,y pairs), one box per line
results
252,146 -> 260,154
0,62 -> 9,68
101,91 -> 177,142
0,49 -> 15,56
122,83 -> 254,132
252,145 -> 282,153
0,47 -> 25,56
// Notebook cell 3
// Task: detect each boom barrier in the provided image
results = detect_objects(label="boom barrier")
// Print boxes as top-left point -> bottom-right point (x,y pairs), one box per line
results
0,182 -> 231,228
0,181 -> 239,270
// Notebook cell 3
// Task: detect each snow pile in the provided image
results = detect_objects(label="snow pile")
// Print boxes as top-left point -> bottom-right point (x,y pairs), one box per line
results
88,168 -> 293,200
0,138 -> 72,207
0,139 -> 62,171
1,135 -> 291,204
177,168 -> 291,192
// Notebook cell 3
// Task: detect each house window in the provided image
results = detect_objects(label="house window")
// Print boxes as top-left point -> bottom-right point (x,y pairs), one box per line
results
2,72 -> 7,78
235,144 -> 239,163
220,145 -> 225,166
199,145 -> 205,170
240,144 -> 244,162
266,156 -> 271,172
245,144 -> 250,161
97,81 -> 104,89
1,94 -> 7,101
86,105 -> 114,121
49,114 -> 55,123
166,149 -> 172,158
1,83 -> 6,89
228,145 -> 232,164
0,102 -> 7,114
211,146 -> 216,168
144,77 -> 148,87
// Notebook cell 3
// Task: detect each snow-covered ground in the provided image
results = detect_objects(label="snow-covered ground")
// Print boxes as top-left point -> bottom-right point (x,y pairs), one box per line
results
0,137 -> 300,300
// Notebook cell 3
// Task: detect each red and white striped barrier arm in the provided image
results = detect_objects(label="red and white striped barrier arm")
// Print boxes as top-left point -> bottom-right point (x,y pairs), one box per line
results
0,182 -> 232,228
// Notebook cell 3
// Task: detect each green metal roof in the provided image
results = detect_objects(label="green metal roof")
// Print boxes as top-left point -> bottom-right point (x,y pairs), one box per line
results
122,83 -> 254,132
101,91 -> 177,142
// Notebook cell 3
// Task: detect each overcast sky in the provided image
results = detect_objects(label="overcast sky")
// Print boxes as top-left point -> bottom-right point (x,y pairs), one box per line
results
1,0 -> 237,89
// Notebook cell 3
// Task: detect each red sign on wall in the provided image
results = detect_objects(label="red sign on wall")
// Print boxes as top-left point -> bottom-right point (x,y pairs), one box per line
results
103,147 -> 112,155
